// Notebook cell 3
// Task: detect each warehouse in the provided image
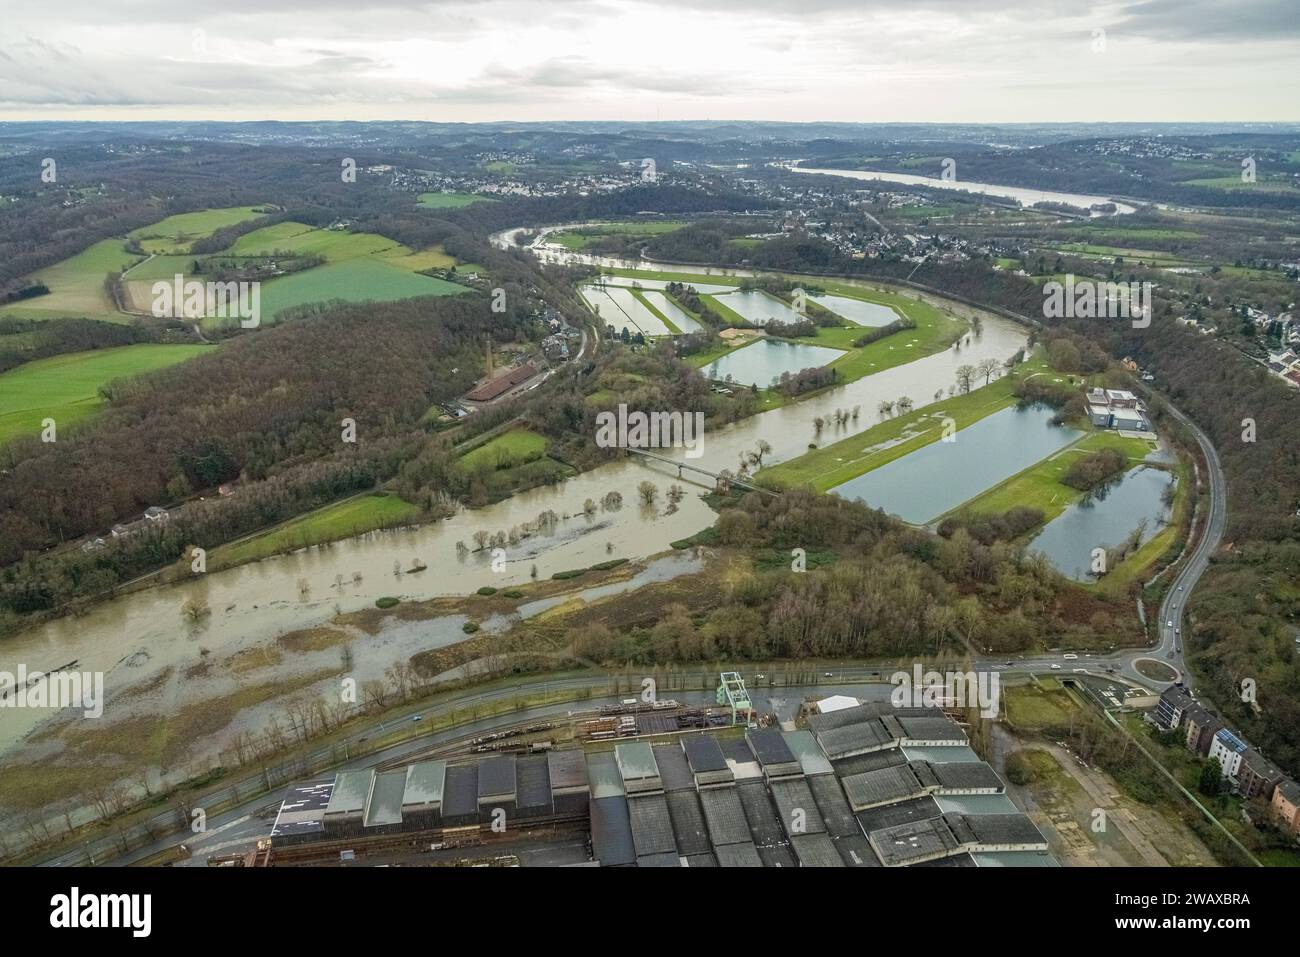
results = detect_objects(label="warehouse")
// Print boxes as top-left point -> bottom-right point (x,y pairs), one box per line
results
266,713 -> 1049,868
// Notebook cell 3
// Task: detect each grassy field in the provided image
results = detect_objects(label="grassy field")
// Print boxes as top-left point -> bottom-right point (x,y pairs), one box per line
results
0,343 -> 212,445
211,492 -> 422,569
0,239 -> 140,321
228,223 -> 405,262
1004,681 -> 1082,734
128,206 -> 269,254
416,192 -> 495,209
121,222 -> 476,323
460,428 -> 549,470
962,431 -> 1157,522
1,208 -> 276,322
205,257 -> 471,327
759,352 -> 1053,491
550,221 -> 686,250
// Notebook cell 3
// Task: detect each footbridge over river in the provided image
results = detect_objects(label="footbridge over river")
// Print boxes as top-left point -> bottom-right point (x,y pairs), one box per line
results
623,447 -> 777,497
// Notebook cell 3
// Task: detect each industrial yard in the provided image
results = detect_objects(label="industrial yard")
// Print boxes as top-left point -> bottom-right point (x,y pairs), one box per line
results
236,676 -> 1052,868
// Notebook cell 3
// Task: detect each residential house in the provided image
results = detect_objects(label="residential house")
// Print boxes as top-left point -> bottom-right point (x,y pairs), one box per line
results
1208,728 -> 1250,781
1270,779 -> 1300,836
1238,749 -> 1286,802
1152,684 -> 1194,732
1183,703 -> 1222,757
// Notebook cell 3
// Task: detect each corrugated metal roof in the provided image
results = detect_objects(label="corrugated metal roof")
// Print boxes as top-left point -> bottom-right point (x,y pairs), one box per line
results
363,770 -> 407,828
515,754 -> 552,809
746,728 -> 797,767
682,735 -> 729,773
477,754 -> 517,801
325,769 -> 373,816
441,762 -> 480,818
547,749 -> 589,793
590,796 -> 636,867
402,761 -> 446,808
628,793 -> 677,857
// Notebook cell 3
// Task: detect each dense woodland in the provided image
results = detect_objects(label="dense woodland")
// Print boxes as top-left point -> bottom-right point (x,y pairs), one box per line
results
0,297 -> 504,625
572,488 -> 1134,664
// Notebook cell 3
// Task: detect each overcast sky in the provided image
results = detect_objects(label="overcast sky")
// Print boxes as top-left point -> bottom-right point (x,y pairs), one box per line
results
1,0 -> 1296,122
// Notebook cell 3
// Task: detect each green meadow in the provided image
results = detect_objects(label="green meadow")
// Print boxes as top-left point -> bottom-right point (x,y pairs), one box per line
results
759,352 -> 1055,491
0,240 -> 141,321
416,192 -> 495,209
459,428 -> 549,470
211,491 -> 422,570
0,343 -> 212,445
203,257 -> 471,329
128,206 -> 270,254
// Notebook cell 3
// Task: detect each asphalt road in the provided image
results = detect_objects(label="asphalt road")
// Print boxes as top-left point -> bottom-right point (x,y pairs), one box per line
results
1146,397 -> 1227,694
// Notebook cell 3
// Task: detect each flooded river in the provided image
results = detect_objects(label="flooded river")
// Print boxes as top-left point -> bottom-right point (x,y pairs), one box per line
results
0,228 -> 1027,761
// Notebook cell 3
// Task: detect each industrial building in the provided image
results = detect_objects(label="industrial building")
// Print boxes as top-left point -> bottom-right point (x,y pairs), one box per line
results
264,690 -> 1050,867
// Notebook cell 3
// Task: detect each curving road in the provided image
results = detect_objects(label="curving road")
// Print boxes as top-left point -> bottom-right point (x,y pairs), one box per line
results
1140,397 -> 1227,694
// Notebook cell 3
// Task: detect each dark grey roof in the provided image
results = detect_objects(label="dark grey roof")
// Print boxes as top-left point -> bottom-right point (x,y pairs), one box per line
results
746,727 -> 798,767
962,812 -> 1048,847
683,853 -> 718,867
1277,779 -> 1300,804
636,852 -> 682,867
700,787 -> 753,847
441,762 -> 479,819
665,791 -> 712,856
897,715 -> 965,742
628,793 -> 677,857
547,749 -> 589,793
769,777 -> 827,836
791,833 -> 845,867
736,780 -> 785,847
835,834 -> 881,867
683,734 -> 729,773
477,754 -> 517,801
841,764 -> 923,810
652,743 -> 695,791
807,701 -> 915,732
817,720 -> 892,758
590,795 -> 636,867
931,761 -> 1005,791
720,738 -> 757,764
515,754 -> 552,810
714,841 -> 764,867
1240,749 -> 1286,782
833,749 -> 909,777
855,795 -> 943,834
757,843 -> 797,868
869,815 -> 959,866
807,775 -> 859,838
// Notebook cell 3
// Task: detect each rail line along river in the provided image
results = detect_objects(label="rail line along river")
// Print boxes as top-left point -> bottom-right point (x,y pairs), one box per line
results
0,229 -> 1029,762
